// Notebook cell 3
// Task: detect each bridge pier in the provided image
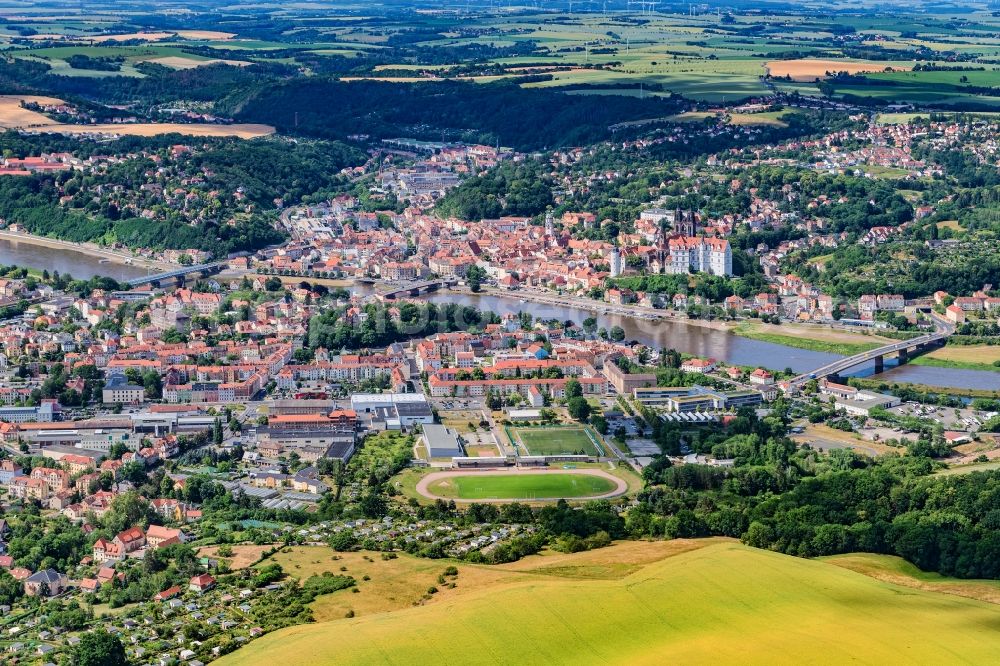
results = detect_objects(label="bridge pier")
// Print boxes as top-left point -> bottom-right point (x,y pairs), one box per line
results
794,326 -> 951,391
126,261 -> 224,289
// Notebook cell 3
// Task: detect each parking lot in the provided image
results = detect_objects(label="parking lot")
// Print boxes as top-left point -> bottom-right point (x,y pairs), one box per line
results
888,402 -> 995,432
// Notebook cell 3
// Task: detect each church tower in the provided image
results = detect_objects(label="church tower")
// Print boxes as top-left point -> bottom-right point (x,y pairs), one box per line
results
654,220 -> 670,274
673,209 -> 695,237
609,248 -> 623,277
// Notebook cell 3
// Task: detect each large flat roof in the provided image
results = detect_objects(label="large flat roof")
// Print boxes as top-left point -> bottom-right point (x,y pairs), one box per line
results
422,424 -> 462,456
351,393 -> 427,406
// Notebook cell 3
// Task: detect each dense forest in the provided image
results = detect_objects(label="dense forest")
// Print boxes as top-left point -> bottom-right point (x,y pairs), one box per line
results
307,301 -> 499,350
223,78 -> 686,151
433,161 -> 553,219
188,139 -> 365,208
632,407 -> 1000,579
0,57 -> 294,106
0,135 -> 363,255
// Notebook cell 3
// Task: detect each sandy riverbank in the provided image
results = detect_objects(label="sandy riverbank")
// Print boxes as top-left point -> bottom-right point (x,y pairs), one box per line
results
0,230 -> 173,271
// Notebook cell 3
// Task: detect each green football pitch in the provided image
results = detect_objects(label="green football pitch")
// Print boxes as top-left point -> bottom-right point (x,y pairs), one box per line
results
513,426 -> 602,456
426,473 -> 617,500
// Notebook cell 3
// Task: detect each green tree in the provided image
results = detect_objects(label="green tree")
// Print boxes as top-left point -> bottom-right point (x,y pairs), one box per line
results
329,530 -> 358,552
141,370 -> 162,400
0,569 -> 22,606
591,414 -> 609,435
104,490 -> 153,534
72,629 -> 128,666
567,396 -> 591,422
466,264 -> 487,293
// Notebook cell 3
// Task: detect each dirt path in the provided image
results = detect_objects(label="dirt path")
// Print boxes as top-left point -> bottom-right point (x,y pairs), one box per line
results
415,467 -> 628,503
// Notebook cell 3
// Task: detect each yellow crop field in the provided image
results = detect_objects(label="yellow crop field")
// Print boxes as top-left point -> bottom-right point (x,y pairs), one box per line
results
24,123 -> 275,138
174,30 -> 236,40
767,58 -> 911,81
217,541 -> 1000,666
911,343 -> 1000,372
88,31 -> 176,43
0,95 -> 61,128
79,30 -> 235,43
0,95 -> 272,138
145,56 -> 251,69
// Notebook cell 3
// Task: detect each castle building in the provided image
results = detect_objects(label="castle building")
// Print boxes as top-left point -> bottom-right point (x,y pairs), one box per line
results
650,223 -> 732,277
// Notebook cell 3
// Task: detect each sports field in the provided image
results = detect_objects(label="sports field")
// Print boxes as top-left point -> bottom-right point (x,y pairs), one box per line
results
425,472 -> 618,500
218,541 -> 1000,666
512,425 -> 602,456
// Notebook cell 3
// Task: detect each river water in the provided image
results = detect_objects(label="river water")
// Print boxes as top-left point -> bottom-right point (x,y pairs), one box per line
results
0,237 -> 149,281
0,240 -> 992,392
418,292 -> 998,392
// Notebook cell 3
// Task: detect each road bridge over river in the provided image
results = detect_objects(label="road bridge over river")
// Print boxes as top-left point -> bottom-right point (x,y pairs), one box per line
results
126,261 -> 227,287
788,313 -> 954,390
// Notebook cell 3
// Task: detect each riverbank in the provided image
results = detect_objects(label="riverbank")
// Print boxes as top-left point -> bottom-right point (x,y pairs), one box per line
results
849,376 -> 1000,400
272,273 -> 354,289
398,285 -> 998,392
909,344 -> 1000,374
0,230 -> 172,272
476,285 -> 746,335
730,321 -> 893,356
478,286 -> 896,350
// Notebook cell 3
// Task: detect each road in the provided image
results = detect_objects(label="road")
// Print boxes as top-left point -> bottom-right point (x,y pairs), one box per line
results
789,312 -> 954,388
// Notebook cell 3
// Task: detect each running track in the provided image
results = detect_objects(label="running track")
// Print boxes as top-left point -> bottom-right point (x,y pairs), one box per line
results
415,467 -> 629,503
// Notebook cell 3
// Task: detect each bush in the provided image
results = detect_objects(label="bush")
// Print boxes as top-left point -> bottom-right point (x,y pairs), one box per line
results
302,574 -> 355,597
329,530 -> 358,552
